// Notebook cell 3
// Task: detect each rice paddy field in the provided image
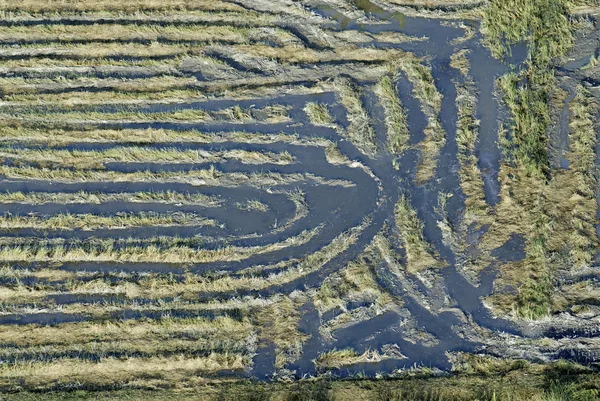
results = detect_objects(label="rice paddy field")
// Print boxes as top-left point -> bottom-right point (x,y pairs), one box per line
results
2,0 -> 600,400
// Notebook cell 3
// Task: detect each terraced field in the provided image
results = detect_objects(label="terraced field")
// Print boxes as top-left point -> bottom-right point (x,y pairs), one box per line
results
1,0 -> 600,397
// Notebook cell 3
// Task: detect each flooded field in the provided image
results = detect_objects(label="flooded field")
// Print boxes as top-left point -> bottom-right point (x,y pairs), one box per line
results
0,0 -> 600,397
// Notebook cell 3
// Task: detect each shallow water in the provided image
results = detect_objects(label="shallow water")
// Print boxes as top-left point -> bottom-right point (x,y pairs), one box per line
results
1,0 -> 593,384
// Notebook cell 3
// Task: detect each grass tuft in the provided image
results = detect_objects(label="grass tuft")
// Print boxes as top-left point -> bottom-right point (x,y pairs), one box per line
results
304,102 -> 334,125
376,74 -> 410,155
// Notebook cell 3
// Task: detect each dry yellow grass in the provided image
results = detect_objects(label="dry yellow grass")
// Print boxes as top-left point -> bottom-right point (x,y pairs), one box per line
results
0,353 -> 247,391
545,86 -> 599,270
304,102 -> 333,125
0,42 -> 205,60
315,348 -> 404,370
0,165 -> 354,188
0,126 -> 306,146
449,49 -> 491,226
0,147 -> 294,169
394,196 -> 444,273
0,0 -> 244,13
396,55 -> 445,182
233,44 -> 402,65
0,227 -> 317,264
254,296 -> 308,369
314,239 -> 395,313
0,316 -> 252,348
0,190 -> 221,206
334,77 -> 378,156
0,76 -> 196,96
376,73 -> 410,154
0,211 -> 216,231
4,104 -> 290,124
0,25 -> 258,43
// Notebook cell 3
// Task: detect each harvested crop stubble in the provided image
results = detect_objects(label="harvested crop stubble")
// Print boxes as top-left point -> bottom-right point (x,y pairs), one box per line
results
304,102 -> 333,125
394,195 -> 444,273
236,199 -> 269,212
0,166 -> 355,188
396,55 -> 445,182
0,353 -> 248,392
59,220 -> 365,298
0,316 -> 253,347
449,49 -> 490,225
315,240 -> 395,314
0,76 -> 197,96
0,147 -> 295,169
0,190 -> 222,206
254,296 -> 308,369
545,86 -> 599,271
0,211 -> 216,231
0,42 -> 209,60
334,77 -> 378,156
0,55 -> 184,68
0,25 -> 271,44
0,291 -> 269,315
2,104 -> 290,123
0,0 -> 245,13
316,348 -> 403,370
0,127 -> 311,146
0,227 -> 318,264
376,73 -> 410,154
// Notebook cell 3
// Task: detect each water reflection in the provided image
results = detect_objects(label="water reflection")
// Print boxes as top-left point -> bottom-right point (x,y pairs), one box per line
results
315,0 -> 406,31
352,0 -> 405,28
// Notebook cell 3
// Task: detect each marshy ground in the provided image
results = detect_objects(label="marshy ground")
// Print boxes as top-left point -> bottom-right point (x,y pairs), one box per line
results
0,0 -> 600,399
